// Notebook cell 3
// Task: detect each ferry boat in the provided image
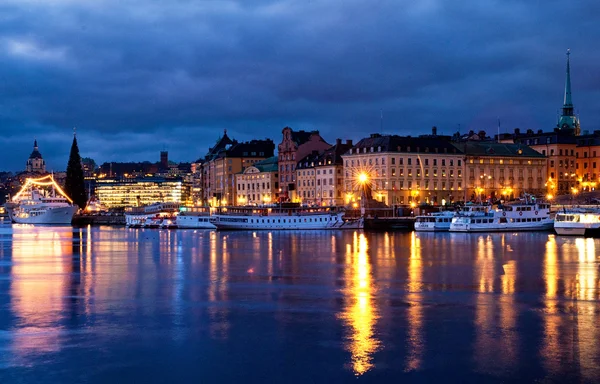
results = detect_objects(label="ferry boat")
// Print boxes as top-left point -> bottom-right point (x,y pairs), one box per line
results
554,208 -> 600,237
414,210 -> 456,232
125,202 -> 179,228
211,205 -> 363,231
450,201 -> 553,232
4,175 -> 78,225
175,207 -> 216,229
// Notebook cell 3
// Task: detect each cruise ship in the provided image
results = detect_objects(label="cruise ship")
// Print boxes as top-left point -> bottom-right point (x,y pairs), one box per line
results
450,201 -> 553,232
4,175 -> 78,225
554,208 -> 600,237
211,205 -> 363,230
414,210 -> 456,232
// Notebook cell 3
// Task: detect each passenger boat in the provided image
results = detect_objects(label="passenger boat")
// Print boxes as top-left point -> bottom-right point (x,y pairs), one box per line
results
211,205 -> 363,230
175,207 -> 216,229
414,210 -> 456,232
4,175 -> 78,225
554,208 -> 600,236
125,202 -> 179,228
450,200 -> 553,232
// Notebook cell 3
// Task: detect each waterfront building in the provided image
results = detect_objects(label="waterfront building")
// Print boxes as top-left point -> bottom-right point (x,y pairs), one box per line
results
278,127 -> 330,201
452,141 -> 547,201
342,133 -> 464,206
26,140 -> 46,174
296,139 -> 353,206
235,156 -> 279,205
95,177 -> 187,208
201,130 -> 274,206
575,132 -> 600,191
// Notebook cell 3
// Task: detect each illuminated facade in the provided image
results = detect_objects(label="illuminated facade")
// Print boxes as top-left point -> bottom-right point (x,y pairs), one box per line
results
278,127 -> 330,201
342,134 -> 464,205
296,139 -> 353,206
95,177 -> 187,208
454,141 -> 547,201
235,156 -> 279,205
201,130 -> 274,206
575,134 -> 600,191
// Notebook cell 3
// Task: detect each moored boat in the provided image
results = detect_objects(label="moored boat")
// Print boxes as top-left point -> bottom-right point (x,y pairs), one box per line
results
4,175 -> 78,225
554,208 -> 600,237
125,202 -> 179,228
175,207 -> 216,229
450,201 -> 553,232
414,210 -> 456,232
211,205 -> 363,230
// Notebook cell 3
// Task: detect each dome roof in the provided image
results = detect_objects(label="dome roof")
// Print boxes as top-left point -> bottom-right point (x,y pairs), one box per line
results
29,140 -> 43,159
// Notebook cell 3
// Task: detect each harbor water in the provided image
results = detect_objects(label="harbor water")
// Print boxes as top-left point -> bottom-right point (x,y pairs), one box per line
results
0,224 -> 599,382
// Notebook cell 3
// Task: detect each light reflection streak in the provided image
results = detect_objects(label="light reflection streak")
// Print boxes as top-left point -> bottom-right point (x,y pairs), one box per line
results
405,231 -> 423,372
339,232 -> 380,376
9,226 -> 72,360
207,232 -> 230,339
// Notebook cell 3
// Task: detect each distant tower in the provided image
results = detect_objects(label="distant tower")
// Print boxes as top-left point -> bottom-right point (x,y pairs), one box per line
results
557,49 -> 581,135
160,150 -> 169,170
26,139 -> 46,173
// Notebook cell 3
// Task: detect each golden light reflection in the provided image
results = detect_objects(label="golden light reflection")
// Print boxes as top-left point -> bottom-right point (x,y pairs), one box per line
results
339,233 -> 380,376
208,231 -> 230,339
406,231 -> 423,372
9,226 -> 73,359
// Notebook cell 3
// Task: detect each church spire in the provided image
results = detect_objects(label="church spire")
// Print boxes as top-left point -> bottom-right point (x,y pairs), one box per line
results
563,49 -> 573,114
557,49 -> 580,135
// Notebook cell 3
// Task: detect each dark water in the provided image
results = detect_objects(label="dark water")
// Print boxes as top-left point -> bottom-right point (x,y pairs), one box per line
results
0,224 -> 599,383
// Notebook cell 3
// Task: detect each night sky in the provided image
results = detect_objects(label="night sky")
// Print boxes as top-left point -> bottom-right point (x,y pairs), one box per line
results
1,0 -> 599,172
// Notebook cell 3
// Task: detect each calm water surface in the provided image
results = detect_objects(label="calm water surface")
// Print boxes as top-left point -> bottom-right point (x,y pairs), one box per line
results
0,224 -> 599,383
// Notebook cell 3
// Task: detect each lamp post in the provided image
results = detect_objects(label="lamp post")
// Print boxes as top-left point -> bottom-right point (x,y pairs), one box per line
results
357,172 -> 369,217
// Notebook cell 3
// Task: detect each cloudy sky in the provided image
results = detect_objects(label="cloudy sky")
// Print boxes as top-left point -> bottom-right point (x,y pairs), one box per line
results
0,0 -> 599,171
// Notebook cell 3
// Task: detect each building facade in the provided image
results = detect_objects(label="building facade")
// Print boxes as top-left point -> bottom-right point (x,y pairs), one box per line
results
235,156 -> 279,205
277,127 -> 330,201
296,139 -> 353,206
201,130 -> 275,206
342,134 -> 464,206
95,177 -> 187,208
575,133 -> 600,192
453,141 -> 547,201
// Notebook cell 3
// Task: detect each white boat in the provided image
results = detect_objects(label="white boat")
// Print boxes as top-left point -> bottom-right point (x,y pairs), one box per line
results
414,210 -> 456,232
450,201 -> 553,232
554,208 -> 600,236
211,205 -> 363,230
4,175 -> 78,225
125,202 -> 179,228
175,208 -> 216,229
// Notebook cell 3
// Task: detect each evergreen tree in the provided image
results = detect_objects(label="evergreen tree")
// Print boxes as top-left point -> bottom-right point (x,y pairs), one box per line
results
64,135 -> 87,209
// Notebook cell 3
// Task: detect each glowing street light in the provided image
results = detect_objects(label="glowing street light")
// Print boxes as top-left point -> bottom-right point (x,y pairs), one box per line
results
358,173 -> 369,184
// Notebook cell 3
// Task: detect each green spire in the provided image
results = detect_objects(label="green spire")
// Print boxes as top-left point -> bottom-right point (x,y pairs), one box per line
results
563,49 -> 573,110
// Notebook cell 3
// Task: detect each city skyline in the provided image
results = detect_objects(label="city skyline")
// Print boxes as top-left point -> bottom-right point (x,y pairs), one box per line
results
1,1 -> 599,171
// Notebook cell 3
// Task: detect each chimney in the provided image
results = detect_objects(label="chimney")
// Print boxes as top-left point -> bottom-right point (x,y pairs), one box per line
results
346,139 -> 353,146
336,138 -> 342,146
432,126 -> 437,136
514,128 -> 520,135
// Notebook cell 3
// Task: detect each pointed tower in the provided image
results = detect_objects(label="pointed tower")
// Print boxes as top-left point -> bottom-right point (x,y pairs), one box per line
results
26,139 -> 46,173
557,49 -> 581,135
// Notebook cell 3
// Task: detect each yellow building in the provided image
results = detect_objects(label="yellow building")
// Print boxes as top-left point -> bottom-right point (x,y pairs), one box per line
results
342,134 -> 464,206
454,141 -> 547,201
95,177 -> 186,208
575,134 -> 600,192
201,130 -> 274,206
235,157 -> 279,205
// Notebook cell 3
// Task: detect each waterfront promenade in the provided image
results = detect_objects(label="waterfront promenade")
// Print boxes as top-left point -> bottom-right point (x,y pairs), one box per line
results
0,224 -> 599,382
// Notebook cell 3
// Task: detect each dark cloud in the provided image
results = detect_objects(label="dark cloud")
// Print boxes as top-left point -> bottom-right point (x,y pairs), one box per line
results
0,0 -> 599,171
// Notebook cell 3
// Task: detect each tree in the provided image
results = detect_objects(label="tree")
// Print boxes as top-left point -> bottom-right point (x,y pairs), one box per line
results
64,135 -> 87,209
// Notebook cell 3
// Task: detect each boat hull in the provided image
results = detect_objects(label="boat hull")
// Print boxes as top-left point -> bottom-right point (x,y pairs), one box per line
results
175,215 -> 216,229
450,222 -> 554,232
7,205 -> 77,224
212,213 -> 362,230
555,224 -> 600,237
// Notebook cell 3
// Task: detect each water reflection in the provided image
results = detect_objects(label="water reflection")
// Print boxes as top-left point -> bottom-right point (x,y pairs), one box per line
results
405,232 -> 423,372
9,226 -> 74,362
339,232 -> 380,375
